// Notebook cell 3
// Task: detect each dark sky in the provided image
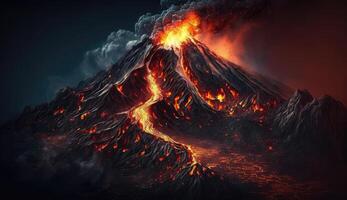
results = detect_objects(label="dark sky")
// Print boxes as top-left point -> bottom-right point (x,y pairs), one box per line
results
0,0 -> 161,123
244,0 -> 347,105
1,0 -> 346,124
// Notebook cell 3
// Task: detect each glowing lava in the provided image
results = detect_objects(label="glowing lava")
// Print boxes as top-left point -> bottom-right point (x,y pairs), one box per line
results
156,12 -> 200,48
130,68 -> 197,165
131,71 -> 173,142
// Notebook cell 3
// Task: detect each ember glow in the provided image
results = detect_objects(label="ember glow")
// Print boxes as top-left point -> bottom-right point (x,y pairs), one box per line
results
196,23 -> 255,68
53,107 -> 65,116
154,12 -> 265,118
6,1 -> 346,199
197,33 -> 243,66
129,67 -> 198,165
156,12 -> 200,48
130,71 -> 173,142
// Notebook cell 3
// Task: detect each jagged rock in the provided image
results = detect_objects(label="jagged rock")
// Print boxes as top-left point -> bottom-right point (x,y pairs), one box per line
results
1,37 -> 285,199
272,89 -> 347,161
1,35 -> 346,200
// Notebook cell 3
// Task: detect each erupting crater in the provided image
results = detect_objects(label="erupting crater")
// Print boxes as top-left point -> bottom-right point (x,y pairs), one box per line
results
4,8 -> 344,200
156,12 -> 200,49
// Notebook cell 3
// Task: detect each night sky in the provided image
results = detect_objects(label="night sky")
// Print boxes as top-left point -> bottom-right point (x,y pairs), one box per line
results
1,0 -> 347,124
0,0 -> 160,123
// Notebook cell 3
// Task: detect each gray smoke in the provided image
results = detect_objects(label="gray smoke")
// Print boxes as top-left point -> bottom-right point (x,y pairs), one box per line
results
42,0 -> 270,105
80,0 -> 268,78
80,30 -> 140,77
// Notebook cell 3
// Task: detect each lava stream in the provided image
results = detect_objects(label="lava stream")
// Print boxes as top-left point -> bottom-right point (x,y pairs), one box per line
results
130,71 -> 173,142
130,69 -> 197,163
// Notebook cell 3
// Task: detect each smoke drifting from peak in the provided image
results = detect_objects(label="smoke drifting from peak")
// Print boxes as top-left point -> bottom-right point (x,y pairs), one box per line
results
162,0 -> 347,104
83,0 -> 347,104
82,0 -> 268,73
81,30 -> 140,77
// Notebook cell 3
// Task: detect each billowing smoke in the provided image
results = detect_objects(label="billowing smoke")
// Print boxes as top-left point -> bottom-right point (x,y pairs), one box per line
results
80,30 -> 140,77
80,0 -> 347,104
80,0 -> 268,77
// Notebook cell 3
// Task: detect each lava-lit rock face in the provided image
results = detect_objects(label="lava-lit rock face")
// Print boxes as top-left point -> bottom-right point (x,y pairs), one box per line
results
0,36 -> 288,199
1,34 -> 347,200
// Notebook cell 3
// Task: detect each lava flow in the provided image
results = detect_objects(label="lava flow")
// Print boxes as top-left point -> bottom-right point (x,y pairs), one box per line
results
130,71 -> 173,142
130,68 -> 197,164
128,13 -> 204,164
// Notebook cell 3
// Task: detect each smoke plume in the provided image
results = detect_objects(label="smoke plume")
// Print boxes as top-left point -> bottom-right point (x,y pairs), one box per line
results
82,0 -> 347,104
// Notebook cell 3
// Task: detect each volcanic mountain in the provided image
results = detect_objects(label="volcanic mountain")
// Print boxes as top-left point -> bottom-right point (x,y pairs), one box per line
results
1,15 -> 347,200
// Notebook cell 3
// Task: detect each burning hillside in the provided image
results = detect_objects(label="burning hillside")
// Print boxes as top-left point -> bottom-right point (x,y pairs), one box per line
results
1,1 -> 347,200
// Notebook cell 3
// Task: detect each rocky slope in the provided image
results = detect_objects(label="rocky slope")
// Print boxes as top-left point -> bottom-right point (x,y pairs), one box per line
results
1,37 -> 346,200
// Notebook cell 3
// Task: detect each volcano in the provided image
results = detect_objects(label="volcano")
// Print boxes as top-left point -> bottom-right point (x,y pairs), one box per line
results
1,13 -> 347,200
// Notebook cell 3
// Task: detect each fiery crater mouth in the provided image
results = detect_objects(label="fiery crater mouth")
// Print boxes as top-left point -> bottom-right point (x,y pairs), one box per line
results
129,12 -> 271,167
156,12 -> 200,48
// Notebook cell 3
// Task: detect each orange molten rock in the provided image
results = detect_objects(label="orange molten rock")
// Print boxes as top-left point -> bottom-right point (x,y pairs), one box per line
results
157,12 -> 200,48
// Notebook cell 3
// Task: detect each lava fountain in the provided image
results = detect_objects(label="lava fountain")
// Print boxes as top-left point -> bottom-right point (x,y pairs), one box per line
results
156,12 -> 200,49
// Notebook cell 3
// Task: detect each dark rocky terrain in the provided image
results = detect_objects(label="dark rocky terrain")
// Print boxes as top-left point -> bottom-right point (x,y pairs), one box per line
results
1,37 -> 346,200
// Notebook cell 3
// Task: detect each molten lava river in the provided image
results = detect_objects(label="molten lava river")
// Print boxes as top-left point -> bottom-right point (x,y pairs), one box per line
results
64,11 -> 330,199
120,12 -> 324,199
127,70 -> 321,198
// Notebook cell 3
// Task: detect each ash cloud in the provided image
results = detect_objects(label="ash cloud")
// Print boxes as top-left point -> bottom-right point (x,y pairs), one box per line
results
80,30 -> 139,77
135,13 -> 160,36
80,0 -> 347,104
151,0 -> 347,104
149,0 -> 268,37
80,0 -> 268,77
